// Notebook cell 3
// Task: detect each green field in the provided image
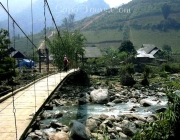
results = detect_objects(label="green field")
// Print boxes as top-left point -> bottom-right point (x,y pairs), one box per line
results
82,28 -> 180,53
12,28 -> 180,55
82,29 -> 123,43
130,29 -> 180,51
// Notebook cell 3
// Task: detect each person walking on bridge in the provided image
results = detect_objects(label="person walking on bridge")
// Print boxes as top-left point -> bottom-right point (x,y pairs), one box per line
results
63,55 -> 69,72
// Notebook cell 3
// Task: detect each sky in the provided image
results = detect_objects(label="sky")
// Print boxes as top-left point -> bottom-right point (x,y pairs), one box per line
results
104,0 -> 132,8
0,0 -> 37,13
0,0 -> 132,10
76,0 -> 132,8
0,0 -> 132,20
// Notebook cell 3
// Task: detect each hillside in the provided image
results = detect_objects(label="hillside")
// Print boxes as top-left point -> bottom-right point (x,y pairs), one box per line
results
5,0 -> 180,54
76,0 -> 180,52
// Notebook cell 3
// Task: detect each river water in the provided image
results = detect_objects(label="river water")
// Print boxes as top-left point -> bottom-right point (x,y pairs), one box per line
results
40,95 -> 168,127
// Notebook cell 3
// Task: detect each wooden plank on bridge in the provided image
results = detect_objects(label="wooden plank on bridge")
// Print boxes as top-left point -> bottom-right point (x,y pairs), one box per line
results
0,69 -> 78,140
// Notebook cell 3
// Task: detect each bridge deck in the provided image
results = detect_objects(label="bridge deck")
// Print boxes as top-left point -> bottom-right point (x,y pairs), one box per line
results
0,69 -> 77,140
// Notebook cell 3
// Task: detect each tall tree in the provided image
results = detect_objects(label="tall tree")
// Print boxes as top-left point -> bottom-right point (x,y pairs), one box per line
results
68,14 -> 75,30
162,44 -> 172,52
0,29 -> 15,82
46,30 -> 86,70
162,44 -> 172,60
119,40 -> 136,55
62,17 -> 69,31
62,14 -> 75,31
161,3 -> 171,19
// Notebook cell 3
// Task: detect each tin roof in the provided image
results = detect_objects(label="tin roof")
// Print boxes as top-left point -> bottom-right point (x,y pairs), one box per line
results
83,47 -> 103,58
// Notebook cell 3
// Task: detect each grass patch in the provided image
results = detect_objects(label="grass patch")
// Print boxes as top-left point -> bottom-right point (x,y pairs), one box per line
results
130,29 -> 180,52
82,29 -> 123,43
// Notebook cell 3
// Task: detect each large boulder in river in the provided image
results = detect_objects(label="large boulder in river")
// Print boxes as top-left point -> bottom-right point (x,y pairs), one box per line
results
85,118 -> 99,132
90,88 -> 109,104
78,92 -> 91,105
69,120 -> 91,140
140,99 -> 157,107
120,120 -> 137,137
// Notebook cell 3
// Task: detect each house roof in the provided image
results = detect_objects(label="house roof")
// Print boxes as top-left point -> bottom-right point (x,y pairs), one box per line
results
137,53 -> 155,58
137,44 -> 160,59
150,49 -> 159,55
83,47 -> 102,58
8,47 -> 16,53
141,44 -> 157,54
10,51 -> 25,59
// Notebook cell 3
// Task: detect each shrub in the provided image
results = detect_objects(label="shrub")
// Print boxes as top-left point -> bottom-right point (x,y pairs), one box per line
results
120,63 -> 135,77
106,67 -> 119,76
133,83 -> 180,140
160,63 -> 180,73
133,83 -> 143,89
159,71 -> 168,78
120,63 -> 136,86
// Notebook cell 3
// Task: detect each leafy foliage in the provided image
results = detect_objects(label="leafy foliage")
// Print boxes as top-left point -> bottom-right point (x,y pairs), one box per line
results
160,63 -> 180,73
46,30 -> 86,70
0,29 -> 15,82
119,40 -> 136,55
161,3 -> 171,19
162,44 -> 172,52
133,83 -> 180,140
62,14 -> 75,31
120,63 -> 136,86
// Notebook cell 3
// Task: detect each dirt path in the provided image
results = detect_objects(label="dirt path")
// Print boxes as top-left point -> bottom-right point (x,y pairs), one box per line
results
38,31 -> 55,50
81,14 -> 104,30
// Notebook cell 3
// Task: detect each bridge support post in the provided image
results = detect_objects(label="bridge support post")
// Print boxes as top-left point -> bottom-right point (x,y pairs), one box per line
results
38,49 -> 41,73
45,48 -> 49,73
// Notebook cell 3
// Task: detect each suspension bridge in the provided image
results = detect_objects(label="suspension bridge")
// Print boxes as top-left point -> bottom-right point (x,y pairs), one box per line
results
0,0 -> 80,139
0,69 -> 79,140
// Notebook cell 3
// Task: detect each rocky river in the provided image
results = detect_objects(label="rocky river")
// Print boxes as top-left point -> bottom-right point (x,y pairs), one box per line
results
25,72 -> 179,140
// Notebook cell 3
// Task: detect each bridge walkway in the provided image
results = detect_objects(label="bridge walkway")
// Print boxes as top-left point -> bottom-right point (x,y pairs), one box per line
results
0,69 -> 78,140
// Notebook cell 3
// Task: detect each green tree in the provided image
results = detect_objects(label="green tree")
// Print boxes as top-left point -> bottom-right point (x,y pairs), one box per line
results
162,44 -> 172,60
161,3 -> 171,19
62,14 -> 75,31
120,63 -> 136,86
141,65 -> 151,86
46,30 -> 86,70
0,29 -> 15,82
162,44 -> 172,52
119,40 -> 136,55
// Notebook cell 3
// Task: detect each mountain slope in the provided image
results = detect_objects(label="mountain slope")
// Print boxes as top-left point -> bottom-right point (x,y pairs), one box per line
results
75,0 -> 180,52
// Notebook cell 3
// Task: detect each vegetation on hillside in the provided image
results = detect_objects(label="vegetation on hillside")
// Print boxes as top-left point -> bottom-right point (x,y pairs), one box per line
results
74,0 -> 180,52
79,0 -> 180,31
5,0 -> 180,54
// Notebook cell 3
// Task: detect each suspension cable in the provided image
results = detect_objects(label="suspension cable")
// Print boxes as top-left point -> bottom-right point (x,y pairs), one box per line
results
44,0 -> 65,47
0,2 -> 38,50
31,0 -> 37,112
44,0 -> 66,76
12,21 -> 18,140
44,0 -> 50,96
7,0 -> 10,48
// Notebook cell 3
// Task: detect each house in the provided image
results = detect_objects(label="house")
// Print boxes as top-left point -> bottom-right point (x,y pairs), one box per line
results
10,51 -> 26,60
9,47 -> 26,67
136,44 -> 161,62
83,47 -> 103,59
